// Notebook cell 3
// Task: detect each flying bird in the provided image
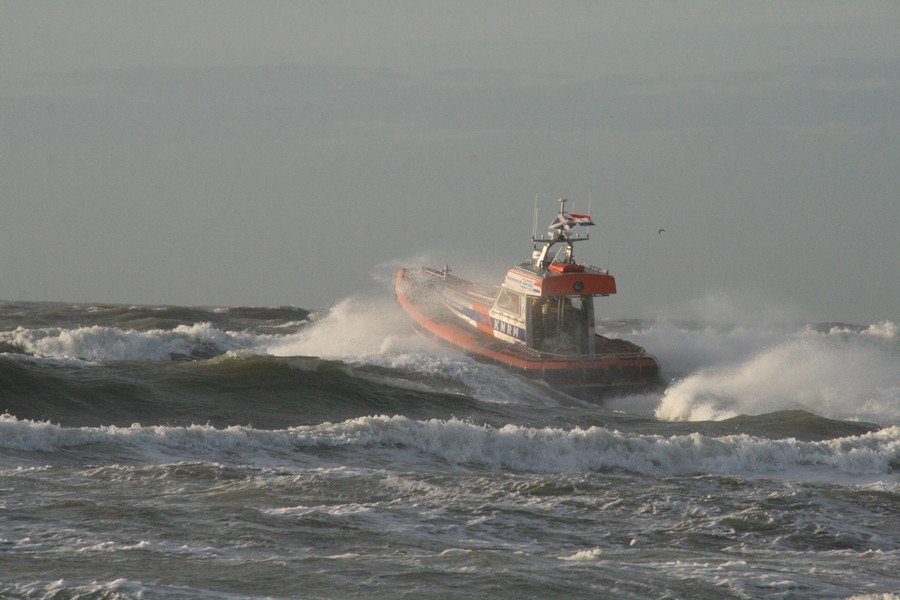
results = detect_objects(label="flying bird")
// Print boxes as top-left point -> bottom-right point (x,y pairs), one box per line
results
658,228 -> 666,235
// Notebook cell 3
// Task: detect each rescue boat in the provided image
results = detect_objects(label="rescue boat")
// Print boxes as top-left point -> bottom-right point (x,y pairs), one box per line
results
395,199 -> 661,398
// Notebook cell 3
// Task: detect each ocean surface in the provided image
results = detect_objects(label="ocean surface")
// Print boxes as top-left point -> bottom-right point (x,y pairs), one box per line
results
0,297 -> 897,599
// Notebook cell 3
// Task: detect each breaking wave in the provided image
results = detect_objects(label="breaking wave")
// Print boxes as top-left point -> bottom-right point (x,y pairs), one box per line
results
2,414 -> 896,481
653,321 -> 899,424
264,297 -> 556,405
2,299 -> 897,424
606,317 -> 899,426
0,323 -> 264,362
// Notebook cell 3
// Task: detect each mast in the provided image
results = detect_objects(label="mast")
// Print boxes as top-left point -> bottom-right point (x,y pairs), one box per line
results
532,198 -> 591,271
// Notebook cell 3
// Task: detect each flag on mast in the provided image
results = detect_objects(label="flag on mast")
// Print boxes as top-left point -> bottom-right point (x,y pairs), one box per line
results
549,212 -> 594,230
567,212 -> 595,226
549,214 -> 575,230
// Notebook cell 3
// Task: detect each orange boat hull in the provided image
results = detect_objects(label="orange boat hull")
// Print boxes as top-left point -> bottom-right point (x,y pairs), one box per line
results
395,268 -> 661,395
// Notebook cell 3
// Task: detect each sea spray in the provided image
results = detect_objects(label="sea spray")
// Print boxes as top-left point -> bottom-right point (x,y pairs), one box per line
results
263,296 -> 555,404
266,296 -> 433,360
2,301 -> 899,598
655,322 -> 899,424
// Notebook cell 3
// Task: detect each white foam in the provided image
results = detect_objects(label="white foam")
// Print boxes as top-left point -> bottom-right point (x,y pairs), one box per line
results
559,547 -> 604,561
4,294 -> 897,422
654,322 -> 900,424
0,578 -> 252,600
265,296 -> 432,360
322,552 -> 362,560
2,414 -> 896,482
0,323 -> 263,362
603,318 -> 790,377
837,321 -> 897,339
262,295 -> 555,405
77,540 -> 152,553
0,414 -> 300,459
262,504 -> 374,517
263,296 -> 898,415
0,294 -> 557,404
7,578 -> 147,597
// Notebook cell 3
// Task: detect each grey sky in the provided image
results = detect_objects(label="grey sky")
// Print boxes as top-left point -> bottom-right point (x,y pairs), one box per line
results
1,2 -> 898,323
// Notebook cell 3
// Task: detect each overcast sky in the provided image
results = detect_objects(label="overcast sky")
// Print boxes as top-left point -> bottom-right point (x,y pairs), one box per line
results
1,2 -> 898,323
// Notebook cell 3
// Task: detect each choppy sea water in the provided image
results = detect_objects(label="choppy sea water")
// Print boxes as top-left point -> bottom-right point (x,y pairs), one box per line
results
0,298 -> 897,599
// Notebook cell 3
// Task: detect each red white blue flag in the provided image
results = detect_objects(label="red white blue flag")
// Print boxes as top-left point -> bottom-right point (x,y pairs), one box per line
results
549,212 -> 594,230
567,212 -> 595,226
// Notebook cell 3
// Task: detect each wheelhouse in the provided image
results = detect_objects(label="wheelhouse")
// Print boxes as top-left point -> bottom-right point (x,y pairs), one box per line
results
486,198 -> 618,356
489,285 -> 599,356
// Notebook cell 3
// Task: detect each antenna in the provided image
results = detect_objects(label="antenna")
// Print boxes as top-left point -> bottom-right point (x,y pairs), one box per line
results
532,194 -> 539,239
588,192 -> 592,216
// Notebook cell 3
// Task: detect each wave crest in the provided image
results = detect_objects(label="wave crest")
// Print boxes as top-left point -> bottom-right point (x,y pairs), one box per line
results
0,323 -> 262,362
654,322 -> 899,424
2,414 -> 896,481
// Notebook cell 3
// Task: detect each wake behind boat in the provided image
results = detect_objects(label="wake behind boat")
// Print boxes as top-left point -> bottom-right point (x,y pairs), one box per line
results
396,199 -> 661,399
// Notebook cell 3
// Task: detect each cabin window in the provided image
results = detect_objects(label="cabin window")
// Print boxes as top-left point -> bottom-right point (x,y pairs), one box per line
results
529,295 -> 591,355
495,289 -> 523,317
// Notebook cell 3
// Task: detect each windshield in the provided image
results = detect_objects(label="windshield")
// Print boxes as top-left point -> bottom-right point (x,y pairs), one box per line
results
529,296 -> 591,354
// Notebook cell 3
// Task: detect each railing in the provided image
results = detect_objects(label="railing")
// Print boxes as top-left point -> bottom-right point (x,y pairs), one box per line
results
582,264 -> 609,275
